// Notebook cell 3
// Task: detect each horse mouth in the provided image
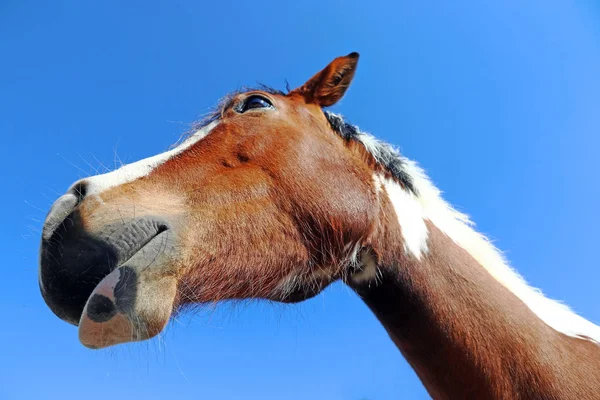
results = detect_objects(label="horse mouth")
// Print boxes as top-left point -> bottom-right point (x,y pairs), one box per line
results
76,224 -> 179,349
39,215 -> 172,327
76,222 -> 172,324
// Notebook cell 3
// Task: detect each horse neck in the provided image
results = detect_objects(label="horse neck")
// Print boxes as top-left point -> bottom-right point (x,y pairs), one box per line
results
350,177 -> 600,399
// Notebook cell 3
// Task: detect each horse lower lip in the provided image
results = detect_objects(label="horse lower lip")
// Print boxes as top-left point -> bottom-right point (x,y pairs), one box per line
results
77,230 -> 178,349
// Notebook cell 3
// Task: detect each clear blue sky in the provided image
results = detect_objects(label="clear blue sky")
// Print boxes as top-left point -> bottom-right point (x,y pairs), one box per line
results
2,1 -> 600,399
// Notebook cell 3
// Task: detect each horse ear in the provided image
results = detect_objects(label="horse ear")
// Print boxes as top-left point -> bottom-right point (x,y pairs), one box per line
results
290,52 -> 359,107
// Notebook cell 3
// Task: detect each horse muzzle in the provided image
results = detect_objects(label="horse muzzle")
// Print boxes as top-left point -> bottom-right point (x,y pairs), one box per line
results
39,192 -> 179,349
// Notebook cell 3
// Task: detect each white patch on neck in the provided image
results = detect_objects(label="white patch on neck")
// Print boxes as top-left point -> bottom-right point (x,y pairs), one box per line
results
73,121 -> 219,197
375,174 -> 428,259
377,159 -> 600,344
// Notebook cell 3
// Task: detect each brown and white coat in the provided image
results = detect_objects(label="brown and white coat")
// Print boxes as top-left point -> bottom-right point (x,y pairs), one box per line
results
39,53 -> 600,399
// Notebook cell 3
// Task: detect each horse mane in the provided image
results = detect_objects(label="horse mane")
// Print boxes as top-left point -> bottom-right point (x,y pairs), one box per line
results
325,112 -> 600,344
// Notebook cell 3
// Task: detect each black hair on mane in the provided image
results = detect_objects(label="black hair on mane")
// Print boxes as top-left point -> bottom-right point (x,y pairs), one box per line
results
324,111 -> 416,195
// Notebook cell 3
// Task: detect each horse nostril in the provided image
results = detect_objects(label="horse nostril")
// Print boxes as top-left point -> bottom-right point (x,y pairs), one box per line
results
41,194 -> 78,241
69,180 -> 88,202
41,180 -> 88,241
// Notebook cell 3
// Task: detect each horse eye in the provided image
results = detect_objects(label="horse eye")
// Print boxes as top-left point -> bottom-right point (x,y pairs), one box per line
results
240,95 -> 273,113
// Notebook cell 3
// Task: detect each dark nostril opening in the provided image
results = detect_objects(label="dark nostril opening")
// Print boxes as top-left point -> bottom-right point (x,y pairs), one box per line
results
41,180 -> 89,242
70,181 -> 88,203
156,224 -> 168,235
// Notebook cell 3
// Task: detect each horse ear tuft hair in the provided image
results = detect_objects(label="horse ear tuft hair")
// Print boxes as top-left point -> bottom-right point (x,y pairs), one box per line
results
290,53 -> 359,107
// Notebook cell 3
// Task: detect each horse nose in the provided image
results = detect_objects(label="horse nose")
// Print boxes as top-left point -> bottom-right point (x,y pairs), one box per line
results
39,180 -> 117,326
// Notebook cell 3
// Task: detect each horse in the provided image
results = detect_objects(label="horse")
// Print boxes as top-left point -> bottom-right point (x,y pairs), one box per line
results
39,53 -> 600,399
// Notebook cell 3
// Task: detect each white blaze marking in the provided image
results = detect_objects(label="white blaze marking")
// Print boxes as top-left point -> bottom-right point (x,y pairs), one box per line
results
75,121 -> 219,196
